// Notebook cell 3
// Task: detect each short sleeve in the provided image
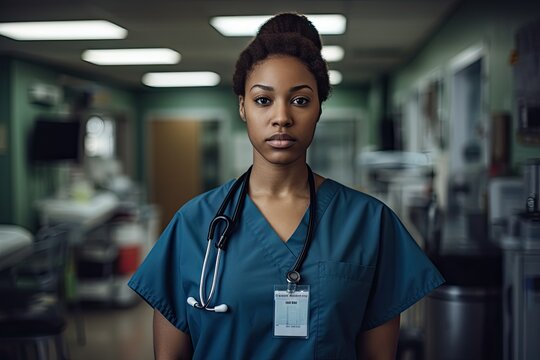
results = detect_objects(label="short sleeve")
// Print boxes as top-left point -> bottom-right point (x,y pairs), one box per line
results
360,206 -> 445,331
127,212 -> 189,332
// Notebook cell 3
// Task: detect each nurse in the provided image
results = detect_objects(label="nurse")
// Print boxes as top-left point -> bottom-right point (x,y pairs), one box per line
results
129,12 -> 444,359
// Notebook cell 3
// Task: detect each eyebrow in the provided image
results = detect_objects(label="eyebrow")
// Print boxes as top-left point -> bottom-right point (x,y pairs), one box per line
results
249,84 -> 314,93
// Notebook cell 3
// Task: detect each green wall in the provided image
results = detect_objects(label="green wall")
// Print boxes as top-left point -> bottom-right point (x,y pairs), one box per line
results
390,0 -> 540,168
137,86 -> 239,125
11,60 -> 61,228
0,57 -> 12,223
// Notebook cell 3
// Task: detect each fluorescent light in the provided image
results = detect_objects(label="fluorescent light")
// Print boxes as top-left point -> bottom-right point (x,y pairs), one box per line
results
210,16 -> 270,36
329,70 -> 342,85
142,72 -> 221,87
310,15 -> 347,35
210,14 -> 346,36
322,46 -> 344,62
82,48 -> 181,65
0,20 -> 127,40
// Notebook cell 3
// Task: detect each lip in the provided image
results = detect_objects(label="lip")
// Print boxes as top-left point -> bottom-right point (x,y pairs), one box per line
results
266,133 -> 296,149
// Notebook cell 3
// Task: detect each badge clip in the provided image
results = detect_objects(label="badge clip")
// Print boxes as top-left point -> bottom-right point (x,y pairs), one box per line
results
286,270 -> 300,293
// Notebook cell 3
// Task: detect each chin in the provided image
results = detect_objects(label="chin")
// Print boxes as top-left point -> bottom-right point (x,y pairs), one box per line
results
262,154 -> 306,167
252,146 -> 307,167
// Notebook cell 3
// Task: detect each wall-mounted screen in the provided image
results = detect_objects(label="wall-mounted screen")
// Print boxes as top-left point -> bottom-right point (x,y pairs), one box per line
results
29,118 -> 82,163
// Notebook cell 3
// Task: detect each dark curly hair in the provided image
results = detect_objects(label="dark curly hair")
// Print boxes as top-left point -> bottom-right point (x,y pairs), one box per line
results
232,13 -> 331,103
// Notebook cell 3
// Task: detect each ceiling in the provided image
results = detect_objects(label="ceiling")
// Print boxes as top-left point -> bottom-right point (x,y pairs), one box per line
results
0,0 -> 461,89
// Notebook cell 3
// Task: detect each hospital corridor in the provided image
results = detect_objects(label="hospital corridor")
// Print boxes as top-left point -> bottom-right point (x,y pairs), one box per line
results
1,0 -> 540,359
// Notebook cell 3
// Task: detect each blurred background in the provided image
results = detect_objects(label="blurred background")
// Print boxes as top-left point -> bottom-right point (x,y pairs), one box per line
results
0,0 -> 539,359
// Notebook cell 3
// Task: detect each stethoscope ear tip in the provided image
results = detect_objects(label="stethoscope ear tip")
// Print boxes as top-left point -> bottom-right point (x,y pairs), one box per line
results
187,297 -> 198,307
213,304 -> 228,313
187,296 -> 228,312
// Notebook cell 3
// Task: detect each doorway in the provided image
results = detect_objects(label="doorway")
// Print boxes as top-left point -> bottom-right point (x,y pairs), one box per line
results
446,46 -> 488,244
148,118 -> 222,231
450,53 -> 487,174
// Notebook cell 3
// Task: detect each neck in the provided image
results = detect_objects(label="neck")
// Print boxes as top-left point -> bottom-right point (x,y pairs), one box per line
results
249,162 -> 309,198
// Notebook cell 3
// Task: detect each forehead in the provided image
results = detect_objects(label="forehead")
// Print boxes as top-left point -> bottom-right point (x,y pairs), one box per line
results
246,55 -> 317,88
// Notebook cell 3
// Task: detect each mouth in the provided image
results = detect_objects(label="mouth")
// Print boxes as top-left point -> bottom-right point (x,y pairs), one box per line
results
266,133 -> 296,149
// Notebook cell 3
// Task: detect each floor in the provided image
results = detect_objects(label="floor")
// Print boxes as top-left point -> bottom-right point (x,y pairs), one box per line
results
65,301 -> 154,360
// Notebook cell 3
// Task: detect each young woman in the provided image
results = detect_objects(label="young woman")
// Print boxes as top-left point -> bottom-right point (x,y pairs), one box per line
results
129,13 -> 444,359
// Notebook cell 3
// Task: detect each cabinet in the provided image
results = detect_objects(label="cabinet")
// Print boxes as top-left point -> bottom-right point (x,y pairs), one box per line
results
502,236 -> 540,360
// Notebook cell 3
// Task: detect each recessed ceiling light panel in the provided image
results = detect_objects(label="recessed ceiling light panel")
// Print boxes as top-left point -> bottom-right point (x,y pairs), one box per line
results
310,15 -> 347,35
142,72 -> 221,87
322,46 -> 344,62
82,48 -> 181,65
329,70 -> 343,85
210,14 -> 346,36
210,15 -> 270,36
0,20 -> 127,40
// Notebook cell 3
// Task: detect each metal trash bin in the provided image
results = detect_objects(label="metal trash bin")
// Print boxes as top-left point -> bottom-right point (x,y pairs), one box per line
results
426,252 -> 502,360
426,285 -> 501,360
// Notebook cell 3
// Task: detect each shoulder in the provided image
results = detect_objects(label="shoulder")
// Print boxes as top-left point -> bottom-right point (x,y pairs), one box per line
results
325,179 -> 388,213
320,179 -> 405,230
174,179 -> 236,218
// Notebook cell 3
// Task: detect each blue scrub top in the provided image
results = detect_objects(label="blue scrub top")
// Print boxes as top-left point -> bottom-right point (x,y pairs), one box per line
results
129,178 -> 444,359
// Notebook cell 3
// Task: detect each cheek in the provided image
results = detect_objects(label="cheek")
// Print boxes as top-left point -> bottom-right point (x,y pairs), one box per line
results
301,113 -> 319,133
242,104 -> 258,123
245,122 -> 261,144
304,122 -> 319,146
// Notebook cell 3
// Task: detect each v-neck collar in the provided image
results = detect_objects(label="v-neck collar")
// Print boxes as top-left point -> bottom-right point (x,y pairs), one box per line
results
241,178 -> 339,279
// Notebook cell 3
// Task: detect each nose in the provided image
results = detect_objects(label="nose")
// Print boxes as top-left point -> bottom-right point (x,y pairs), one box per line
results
272,101 -> 292,128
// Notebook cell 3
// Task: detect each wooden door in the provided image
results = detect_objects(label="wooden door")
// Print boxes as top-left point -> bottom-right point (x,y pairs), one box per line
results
149,119 -> 202,231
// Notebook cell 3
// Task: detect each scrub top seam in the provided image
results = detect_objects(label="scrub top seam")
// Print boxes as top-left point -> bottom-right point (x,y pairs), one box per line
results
313,179 -> 340,228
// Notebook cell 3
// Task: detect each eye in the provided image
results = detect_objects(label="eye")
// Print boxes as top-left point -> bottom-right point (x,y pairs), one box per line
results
255,97 -> 271,106
292,97 -> 310,106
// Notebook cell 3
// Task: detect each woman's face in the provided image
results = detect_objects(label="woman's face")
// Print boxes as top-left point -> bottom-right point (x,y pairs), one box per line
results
239,55 -> 320,168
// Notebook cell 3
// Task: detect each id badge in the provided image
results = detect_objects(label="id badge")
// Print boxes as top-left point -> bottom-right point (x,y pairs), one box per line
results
273,285 -> 310,338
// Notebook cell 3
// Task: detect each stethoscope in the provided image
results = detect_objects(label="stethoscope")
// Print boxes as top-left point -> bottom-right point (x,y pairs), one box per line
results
187,165 -> 317,313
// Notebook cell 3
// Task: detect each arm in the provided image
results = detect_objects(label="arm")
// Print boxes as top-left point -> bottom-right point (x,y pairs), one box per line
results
153,309 -> 193,360
356,315 -> 400,360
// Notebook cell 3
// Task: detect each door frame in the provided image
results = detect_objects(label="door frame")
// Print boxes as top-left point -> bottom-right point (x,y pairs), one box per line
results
447,43 -> 489,174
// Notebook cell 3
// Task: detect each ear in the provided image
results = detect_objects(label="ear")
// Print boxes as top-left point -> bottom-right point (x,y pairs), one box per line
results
238,96 -> 246,122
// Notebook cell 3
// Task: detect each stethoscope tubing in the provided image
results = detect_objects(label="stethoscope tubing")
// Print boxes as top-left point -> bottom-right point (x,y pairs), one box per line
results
198,240 -> 224,309
289,167 -> 316,278
193,167 -> 252,311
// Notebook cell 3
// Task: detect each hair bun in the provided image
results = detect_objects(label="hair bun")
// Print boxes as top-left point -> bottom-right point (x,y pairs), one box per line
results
257,13 -> 322,51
